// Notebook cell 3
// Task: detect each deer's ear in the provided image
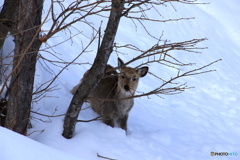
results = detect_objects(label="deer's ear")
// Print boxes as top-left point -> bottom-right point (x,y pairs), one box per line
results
137,67 -> 148,77
118,58 -> 125,70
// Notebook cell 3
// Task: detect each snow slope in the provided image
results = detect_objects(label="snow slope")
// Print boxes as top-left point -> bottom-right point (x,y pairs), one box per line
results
1,1 -> 240,160
0,127 -> 80,160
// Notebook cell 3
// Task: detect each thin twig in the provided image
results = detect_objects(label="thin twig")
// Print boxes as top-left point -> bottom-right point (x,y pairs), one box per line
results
31,111 -> 65,117
77,116 -> 102,123
97,154 -> 117,160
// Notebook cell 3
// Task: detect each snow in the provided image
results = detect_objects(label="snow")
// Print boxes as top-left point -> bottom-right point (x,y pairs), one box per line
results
0,127 -> 80,160
1,0 -> 240,160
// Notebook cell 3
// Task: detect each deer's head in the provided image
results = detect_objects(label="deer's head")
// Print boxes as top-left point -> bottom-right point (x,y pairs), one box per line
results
117,58 -> 148,95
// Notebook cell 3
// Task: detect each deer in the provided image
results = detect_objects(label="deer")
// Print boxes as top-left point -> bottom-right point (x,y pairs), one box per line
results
71,58 -> 148,132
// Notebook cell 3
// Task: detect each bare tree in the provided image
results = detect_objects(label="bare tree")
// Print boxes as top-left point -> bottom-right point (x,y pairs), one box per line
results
61,0 -> 216,139
0,0 -> 43,134
0,0 -> 114,134
0,0 -> 217,137
62,0 -> 125,139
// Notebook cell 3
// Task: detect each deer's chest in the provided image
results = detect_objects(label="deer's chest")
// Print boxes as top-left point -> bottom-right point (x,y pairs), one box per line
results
116,98 -> 134,116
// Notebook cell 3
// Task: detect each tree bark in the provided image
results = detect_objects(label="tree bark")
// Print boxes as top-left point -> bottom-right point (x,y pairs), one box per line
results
0,0 -> 19,85
5,0 -> 43,135
62,1 -> 125,139
0,0 -> 18,49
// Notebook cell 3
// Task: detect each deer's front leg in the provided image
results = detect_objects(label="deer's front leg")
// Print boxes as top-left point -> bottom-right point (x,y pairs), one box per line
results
118,115 -> 128,131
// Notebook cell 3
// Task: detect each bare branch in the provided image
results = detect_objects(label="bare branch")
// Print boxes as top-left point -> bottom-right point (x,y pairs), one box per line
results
33,28 -> 99,95
77,116 -> 102,123
97,154 -> 117,160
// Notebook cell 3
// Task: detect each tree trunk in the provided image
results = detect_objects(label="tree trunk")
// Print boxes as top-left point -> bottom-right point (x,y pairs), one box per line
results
5,0 -> 43,135
0,0 -> 19,85
62,1 -> 125,139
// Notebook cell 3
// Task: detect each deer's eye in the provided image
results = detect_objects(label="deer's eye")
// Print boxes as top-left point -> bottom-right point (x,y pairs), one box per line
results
121,75 -> 125,79
132,78 -> 136,81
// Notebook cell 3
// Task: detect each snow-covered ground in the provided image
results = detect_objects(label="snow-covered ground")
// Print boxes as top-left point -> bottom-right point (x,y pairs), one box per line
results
1,1 -> 240,160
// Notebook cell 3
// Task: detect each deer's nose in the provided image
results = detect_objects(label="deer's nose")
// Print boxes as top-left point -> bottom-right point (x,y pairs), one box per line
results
124,85 -> 130,91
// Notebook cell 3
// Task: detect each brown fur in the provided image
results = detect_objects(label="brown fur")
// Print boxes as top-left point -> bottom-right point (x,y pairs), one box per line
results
71,58 -> 148,132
